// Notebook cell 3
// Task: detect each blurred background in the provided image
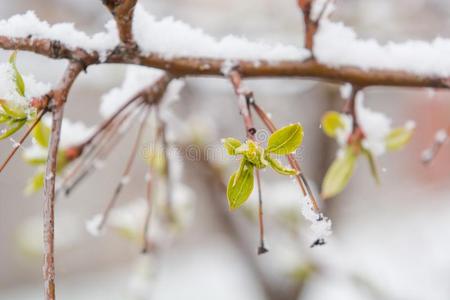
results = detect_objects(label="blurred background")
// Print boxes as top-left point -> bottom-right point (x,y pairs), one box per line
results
1,0 -> 450,299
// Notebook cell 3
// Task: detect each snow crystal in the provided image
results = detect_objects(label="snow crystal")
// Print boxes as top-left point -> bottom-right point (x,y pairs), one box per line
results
85,214 -> 104,237
315,20 -> 450,77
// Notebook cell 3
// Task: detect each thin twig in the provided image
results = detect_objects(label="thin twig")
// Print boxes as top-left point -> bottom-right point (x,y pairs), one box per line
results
251,101 -> 321,213
97,105 -> 151,231
228,70 -> 268,254
60,100 -> 144,196
0,109 -> 47,173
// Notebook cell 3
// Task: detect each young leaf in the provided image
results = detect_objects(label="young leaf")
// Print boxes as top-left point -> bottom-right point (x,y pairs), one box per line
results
227,162 -> 254,210
266,155 -> 299,176
321,148 -> 357,199
244,140 -> 268,168
0,118 -> 26,140
32,120 -> 51,147
25,169 -> 45,195
9,51 -> 25,97
267,123 -> 303,155
363,149 -> 380,185
222,137 -> 242,155
0,100 -> 26,119
321,111 -> 345,137
385,127 -> 413,151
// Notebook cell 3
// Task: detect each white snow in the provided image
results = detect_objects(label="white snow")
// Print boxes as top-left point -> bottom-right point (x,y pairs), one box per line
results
0,11 -> 118,59
335,114 -> 353,147
315,20 -> 450,77
435,129 -> 448,144
0,5 -> 310,62
99,66 -> 184,119
246,181 -> 332,242
4,4 -> 450,77
0,62 -> 50,115
132,5 -> 310,61
339,83 -> 352,99
23,117 -> 93,163
333,92 -> 414,157
85,214 -> 104,237
310,0 -> 336,22
356,92 -> 392,156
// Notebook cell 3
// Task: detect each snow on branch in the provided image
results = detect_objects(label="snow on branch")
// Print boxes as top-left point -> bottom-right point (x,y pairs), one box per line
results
0,3 -> 450,88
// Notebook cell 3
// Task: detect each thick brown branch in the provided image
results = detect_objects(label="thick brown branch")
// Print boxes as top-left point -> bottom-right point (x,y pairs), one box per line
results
43,62 -> 83,300
0,35 -> 449,89
102,0 -> 138,46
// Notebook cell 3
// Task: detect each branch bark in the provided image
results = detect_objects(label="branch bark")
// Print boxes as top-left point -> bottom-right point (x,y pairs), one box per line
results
43,62 -> 83,300
102,0 -> 138,46
0,36 -> 449,89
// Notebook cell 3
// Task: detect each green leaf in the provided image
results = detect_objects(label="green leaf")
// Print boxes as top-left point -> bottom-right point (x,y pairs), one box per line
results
222,137 -> 242,155
25,169 -> 45,195
0,100 -> 26,119
266,155 -> 299,176
9,51 -> 25,97
32,120 -> 51,147
0,113 -> 9,123
321,111 -> 345,137
267,123 -> 303,155
363,149 -> 380,185
227,161 -> 254,210
385,127 -> 413,151
0,118 -> 26,140
321,148 -> 357,199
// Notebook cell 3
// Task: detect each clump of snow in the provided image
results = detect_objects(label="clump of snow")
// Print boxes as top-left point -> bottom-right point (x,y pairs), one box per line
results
301,195 -> 332,241
246,181 -> 332,242
220,60 -> 238,76
339,83 -> 352,99
0,62 -> 50,115
315,20 -> 450,77
335,113 -> 353,148
332,92 -> 414,157
356,92 -> 392,156
132,4 -> 310,61
85,214 -> 104,237
0,11 -> 118,59
99,66 -> 184,119
435,129 -> 448,144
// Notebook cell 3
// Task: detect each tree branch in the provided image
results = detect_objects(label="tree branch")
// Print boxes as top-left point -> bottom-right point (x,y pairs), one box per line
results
0,35 -> 449,89
102,0 -> 138,46
43,62 -> 83,300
